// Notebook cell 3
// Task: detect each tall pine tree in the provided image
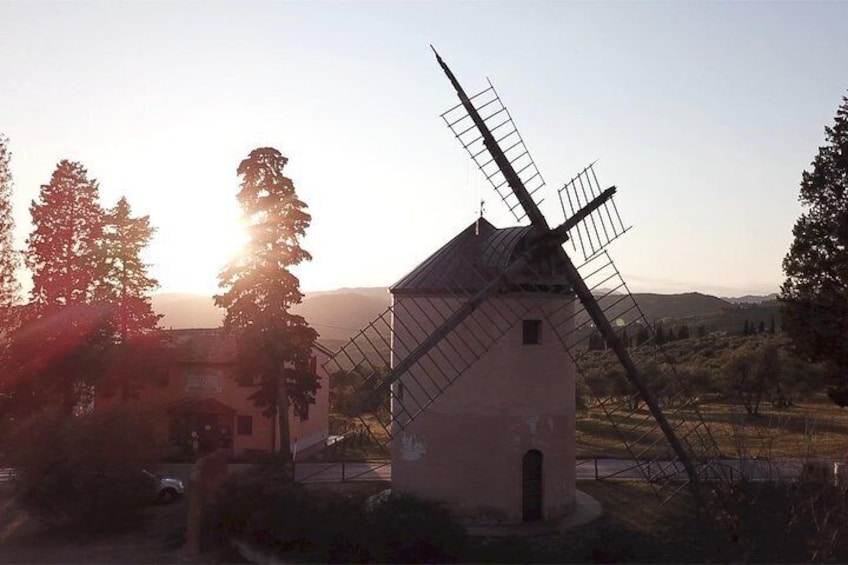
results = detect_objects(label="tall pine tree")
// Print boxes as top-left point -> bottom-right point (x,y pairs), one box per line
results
215,147 -> 318,463
26,160 -> 104,311
0,134 -> 19,328
97,196 -> 164,402
781,95 -> 848,402
97,196 -> 160,340
7,160 -> 111,413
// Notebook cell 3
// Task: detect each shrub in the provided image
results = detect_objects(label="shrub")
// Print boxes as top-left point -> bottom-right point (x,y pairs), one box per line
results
5,406 -> 160,528
365,492 -> 468,563
215,467 -> 468,563
707,472 -> 848,563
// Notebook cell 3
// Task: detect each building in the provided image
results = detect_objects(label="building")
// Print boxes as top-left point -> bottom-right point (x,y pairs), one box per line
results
98,328 -> 331,460
389,218 -> 576,525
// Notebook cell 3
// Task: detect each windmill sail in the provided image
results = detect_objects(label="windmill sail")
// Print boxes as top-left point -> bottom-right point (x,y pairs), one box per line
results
558,162 -> 629,261
432,49 -> 727,506
324,49 -> 729,507
440,80 -> 546,225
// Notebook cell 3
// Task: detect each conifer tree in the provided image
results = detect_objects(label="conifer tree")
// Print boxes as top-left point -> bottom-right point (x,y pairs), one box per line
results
26,160 -> 104,311
97,197 -> 164,402
215,147 -> 318,463
782,95 -> 848,398
655,323 -> 666,345
7,160 -> 110,414
0,134 -> 19,327
97,197 -> 160,340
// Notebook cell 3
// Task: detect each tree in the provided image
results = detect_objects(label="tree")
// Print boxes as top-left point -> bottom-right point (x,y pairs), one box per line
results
4,161 -> 109,414
655,322 -> 666,345
0,134 -> 19,327
781,95 -> 848,403
97,197 -> 160,340
96,197 -> 164,402
26,160 -> 104,311
721,342 -> 767,416
215,148 -> 318,464
635,325 -> 650,346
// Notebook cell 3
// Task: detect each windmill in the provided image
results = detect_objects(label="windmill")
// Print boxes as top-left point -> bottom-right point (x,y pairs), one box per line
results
326,49 -> 724,523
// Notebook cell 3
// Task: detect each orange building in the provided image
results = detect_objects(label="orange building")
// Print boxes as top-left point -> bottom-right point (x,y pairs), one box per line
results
98,328 -> 331,461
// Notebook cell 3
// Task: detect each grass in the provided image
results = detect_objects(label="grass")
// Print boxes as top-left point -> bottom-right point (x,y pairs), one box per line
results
306,412 -> 390,462
320,396 -> 848,463
301,479 -> 702,563
577,395 -> 848,460
466,481 -> 705,563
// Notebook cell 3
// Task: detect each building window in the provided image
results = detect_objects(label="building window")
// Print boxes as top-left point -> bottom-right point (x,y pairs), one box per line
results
523,319 -> 542,345
237,415 -> 253,436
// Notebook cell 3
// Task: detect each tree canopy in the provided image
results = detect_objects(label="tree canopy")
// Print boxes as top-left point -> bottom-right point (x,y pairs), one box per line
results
781,95 -> 848,395
26,160 -> 104,311
215,147 -> 319,462
0,135 -> 19,326
97,196 -> 160,339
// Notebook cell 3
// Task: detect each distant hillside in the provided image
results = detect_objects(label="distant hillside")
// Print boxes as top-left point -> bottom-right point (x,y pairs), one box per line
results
153,293 -> 224,330
722,293 -> 779,304
291,291 -> 390,341
153,288 -> 391,344
606,292 -> 730,322
153,287 -> 778,350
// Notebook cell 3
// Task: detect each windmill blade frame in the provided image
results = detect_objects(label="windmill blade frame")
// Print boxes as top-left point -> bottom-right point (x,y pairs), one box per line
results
432,47 -> 718,507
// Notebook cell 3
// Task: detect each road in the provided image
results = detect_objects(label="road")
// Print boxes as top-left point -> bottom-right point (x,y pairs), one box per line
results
1,458 -> 829,486
292,458 -> 827,483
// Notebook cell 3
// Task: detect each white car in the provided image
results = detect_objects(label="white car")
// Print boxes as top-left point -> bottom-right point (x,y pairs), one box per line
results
143,469 -> 185,503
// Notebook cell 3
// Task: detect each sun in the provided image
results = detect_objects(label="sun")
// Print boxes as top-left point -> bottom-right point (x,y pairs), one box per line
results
151,212 -> 249,296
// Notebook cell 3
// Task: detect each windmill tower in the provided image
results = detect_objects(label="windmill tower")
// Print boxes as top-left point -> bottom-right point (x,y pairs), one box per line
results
326,49 -> 725,525
389,218 -> 577,524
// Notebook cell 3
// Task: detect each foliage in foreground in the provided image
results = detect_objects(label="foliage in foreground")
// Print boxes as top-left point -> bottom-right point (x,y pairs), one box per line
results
213,466 -> 468,563
5,407 -> 160,529
707,462 -> 848,563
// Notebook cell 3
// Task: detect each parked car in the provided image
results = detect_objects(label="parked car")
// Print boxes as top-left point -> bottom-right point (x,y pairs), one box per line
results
143,469 -> 185,503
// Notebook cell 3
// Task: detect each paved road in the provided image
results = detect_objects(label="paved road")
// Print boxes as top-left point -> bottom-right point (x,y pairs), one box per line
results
293,458 -> 827,483
1,459 -> 827,486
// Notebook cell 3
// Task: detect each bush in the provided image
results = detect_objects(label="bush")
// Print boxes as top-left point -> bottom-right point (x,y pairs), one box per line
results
215,466 -> 468,563
5,406 -> 160,529
707,472 -> 848,563
365,492 -> 468,563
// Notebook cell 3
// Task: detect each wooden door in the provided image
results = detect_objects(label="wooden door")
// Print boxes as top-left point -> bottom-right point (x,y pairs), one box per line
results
522,449 -> 543,522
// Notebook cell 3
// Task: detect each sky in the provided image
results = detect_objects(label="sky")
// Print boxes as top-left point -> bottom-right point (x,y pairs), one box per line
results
1,1 -> 847,298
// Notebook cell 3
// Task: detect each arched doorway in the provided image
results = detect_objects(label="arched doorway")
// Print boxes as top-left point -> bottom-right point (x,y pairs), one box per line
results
522,449 -> 543,522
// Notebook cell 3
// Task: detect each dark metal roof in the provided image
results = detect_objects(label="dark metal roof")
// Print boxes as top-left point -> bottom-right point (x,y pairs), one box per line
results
391,218 -> 572,294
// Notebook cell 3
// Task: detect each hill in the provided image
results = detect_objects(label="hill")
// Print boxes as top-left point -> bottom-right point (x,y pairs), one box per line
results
152,287 -> 777,349
152,289 -> 391,345
153,293 -> 224,330
598,292 -> 730,323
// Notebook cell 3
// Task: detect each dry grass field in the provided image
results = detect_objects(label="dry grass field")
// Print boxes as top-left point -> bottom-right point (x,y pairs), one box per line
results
577,396 -> 848,460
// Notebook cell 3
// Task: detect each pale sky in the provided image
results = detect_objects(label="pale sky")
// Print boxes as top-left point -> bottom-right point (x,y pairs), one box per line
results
1,1 -> 846,298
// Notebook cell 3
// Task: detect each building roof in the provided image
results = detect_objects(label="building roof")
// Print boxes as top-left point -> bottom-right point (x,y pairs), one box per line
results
391,218 -> 572,295
166,328 -> 334,363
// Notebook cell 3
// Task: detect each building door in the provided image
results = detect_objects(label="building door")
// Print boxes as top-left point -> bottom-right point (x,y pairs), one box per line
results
522,449 -> 543,522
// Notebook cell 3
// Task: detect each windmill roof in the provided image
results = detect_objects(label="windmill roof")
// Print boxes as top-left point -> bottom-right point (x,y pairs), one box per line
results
391,218 -> 572,294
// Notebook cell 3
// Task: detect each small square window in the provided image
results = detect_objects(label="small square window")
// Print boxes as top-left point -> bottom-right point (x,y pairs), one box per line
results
523,319 -> 542,345
237,415 -> 253,436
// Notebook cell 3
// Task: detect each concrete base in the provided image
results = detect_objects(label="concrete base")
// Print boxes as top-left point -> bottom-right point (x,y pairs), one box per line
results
465,489 -> 602,537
